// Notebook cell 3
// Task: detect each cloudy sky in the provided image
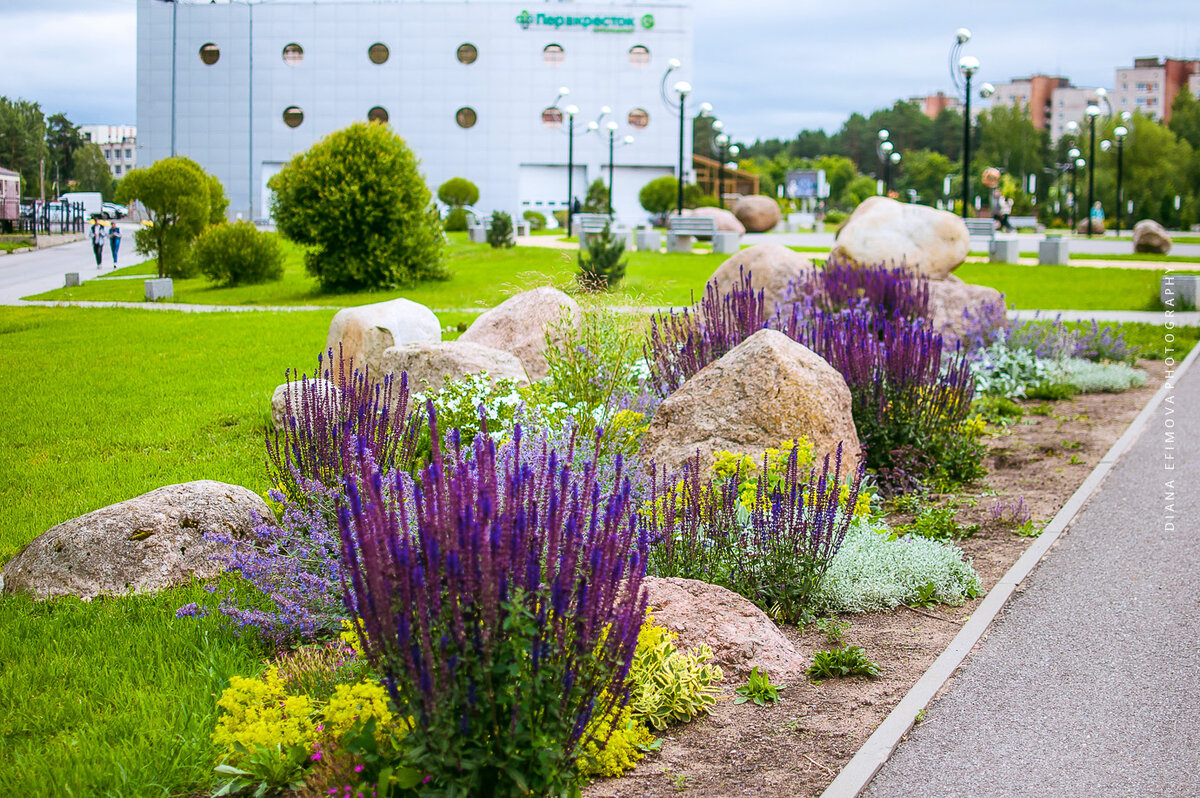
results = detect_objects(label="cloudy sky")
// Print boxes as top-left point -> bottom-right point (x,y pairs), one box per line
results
1,0 -> 1196,141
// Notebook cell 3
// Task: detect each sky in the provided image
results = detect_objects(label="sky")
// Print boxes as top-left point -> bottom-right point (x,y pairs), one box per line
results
0,0 -> 1196,143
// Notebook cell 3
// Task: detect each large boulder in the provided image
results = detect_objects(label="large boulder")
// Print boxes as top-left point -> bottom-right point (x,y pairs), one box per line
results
707,245 -> 814,313
0,481 -> 268,601
928,275 -> 1007,346
1076,217 -> 1105,235
672,207 -> 746,234
458,287 -> 581,380
830,196 -> 969,280
644,576 -> 806,679
379,340 -> 529,393
640,329 -> 861,476
732,195 -> 782,233
1132,219 -> 1172,254
325,298 -> 441,378
270,378 -> 341,430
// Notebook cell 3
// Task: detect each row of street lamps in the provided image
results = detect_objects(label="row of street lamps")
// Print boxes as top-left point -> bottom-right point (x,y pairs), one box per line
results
548,88 -> 636,233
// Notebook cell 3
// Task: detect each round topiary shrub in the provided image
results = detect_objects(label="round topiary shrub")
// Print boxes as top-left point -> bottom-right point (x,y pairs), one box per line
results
444,207 -> 471,232
437,177 -> 479,209
268,121 -> 447,291
523,210 -> 547,231
192,220 -> 284,286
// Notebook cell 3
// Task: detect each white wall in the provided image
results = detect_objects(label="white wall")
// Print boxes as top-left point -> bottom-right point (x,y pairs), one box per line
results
138,0 -> 692,226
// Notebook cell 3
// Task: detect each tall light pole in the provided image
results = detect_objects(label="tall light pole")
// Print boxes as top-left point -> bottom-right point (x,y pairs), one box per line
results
1085,102 -> 1101,237
1068,151 -> 1084,230
889,151 -> 902,195
876,129 -> 893,195
1114,122 -> 1129,236
949,28 -> 979,218
602,123 -> 632,220
565,103 -> 579,234
674,81 -> 691,217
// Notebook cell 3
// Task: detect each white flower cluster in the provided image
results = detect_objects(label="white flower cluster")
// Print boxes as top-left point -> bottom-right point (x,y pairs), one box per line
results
810,519 -> 982,613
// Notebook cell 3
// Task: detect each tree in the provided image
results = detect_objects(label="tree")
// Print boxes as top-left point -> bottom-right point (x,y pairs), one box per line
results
437,177 -> 479,208
117,156 -> 225,278
1168,89 -> 1200,150
45,113 -> 84,189
269,121 -> 446,291
894,149 -> 954,206
639,176 -> 678,217
975,102 -> 1047,189
581,178 -> 609,213
814,155 -> 858,205
70,143 -> 115,199
1090,112 -> 1194,227
839,175 -> 878,209
0,97 -> 47,196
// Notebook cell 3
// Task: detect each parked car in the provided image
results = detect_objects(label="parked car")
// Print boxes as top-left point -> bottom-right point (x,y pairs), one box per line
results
101,202 -> 127,219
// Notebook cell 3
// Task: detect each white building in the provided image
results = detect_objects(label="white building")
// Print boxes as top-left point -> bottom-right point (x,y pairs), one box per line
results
137,0 -> 693,224
1048,86 -> 1108,142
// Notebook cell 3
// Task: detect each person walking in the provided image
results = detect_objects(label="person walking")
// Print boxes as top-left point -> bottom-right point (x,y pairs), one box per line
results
89,220 -> 107,268
109,222 -> 121,267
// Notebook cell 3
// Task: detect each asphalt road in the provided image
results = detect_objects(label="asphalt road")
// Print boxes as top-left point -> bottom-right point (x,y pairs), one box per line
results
864,359 -> 1200,797
0,226 -> 130,303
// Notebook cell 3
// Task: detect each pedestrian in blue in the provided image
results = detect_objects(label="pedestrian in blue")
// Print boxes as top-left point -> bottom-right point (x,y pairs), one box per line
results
109,223 -> 121,267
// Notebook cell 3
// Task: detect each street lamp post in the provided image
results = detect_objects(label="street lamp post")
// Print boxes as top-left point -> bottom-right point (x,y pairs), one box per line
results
1085,102 -> 1101,237
565,104 -> 579,235
674,81 -> 691,217
1069,151 -> 1084,230
1113,124 -> 1128,236
602,122 -> 633,220
876,129 -> 893,196
959,55 -> 980,218
889,151 -> 901,194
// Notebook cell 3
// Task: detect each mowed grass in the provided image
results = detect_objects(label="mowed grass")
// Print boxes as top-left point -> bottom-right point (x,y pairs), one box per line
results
0,306 -> 329,563
0,581 -> 269,798
955,262 -> 1199,312
29,234 -> 731,309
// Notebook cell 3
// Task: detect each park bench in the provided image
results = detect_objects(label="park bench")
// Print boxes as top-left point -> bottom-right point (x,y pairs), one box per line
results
667,216 -> 739,254
964,217 -> 996,243
574,215 -> 634,250
1008,215 -> 1041,232
467,213 -> 529,244
570,213 -> 610,238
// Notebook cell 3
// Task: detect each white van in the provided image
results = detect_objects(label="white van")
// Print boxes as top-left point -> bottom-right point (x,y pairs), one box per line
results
59,192 -> 104,219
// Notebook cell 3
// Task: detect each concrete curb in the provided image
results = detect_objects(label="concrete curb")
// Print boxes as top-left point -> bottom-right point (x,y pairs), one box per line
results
821,341 -> 1200,798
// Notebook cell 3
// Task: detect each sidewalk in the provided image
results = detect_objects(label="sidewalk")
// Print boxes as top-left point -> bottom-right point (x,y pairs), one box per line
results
862,355 -> 1200,797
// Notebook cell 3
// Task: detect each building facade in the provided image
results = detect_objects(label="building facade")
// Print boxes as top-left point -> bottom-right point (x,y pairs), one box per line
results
907,91 -> 960,120
137,0 -> 693,224
1113,57 -> 1200,122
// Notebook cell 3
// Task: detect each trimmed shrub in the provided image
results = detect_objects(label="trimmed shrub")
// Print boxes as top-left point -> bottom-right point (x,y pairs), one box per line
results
638,176 -> 678,217
486,210 -> 514,248
436,176 -> 479,208
523,210 -> 547,230
577,223 -> 628,290
443,207 -> 470,232
582,178 -> 610,214
192,221 -> 284,286
268,121 -> 447,291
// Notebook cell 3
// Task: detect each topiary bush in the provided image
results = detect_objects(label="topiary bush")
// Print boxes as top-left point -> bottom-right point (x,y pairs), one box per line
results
577,223 -> 627,290
436,176 -> 479,209
192,221 -> 284,286
523,210 -> 547,230
486,210 -> 514,248
443,207 -> 471,232
268,121 -> 447,291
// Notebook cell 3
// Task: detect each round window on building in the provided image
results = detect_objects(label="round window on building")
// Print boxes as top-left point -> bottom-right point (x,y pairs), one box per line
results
368,43 -> 389,64
455,107 -> 477,129
368,106 -> 389,123
541,107 -> 564,129
628,45 -> 651,66
199,43 -> 220,65
283,106 -> 304,128
282,43 -> 304,65
457,43 -> 478,64
627,108 -> 650,129
542,44 -> 565,66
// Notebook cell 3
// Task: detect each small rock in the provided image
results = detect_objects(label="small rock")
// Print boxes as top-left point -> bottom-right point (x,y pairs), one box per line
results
1075,217 -> 1106,235
458,287 -> 581,380
830,196 -> 969,280
732,196 -> 782,233
0,481 -> 268,600
378,340 -> 528,393
1132,219 -> 1171,254
644,576 -> 807,678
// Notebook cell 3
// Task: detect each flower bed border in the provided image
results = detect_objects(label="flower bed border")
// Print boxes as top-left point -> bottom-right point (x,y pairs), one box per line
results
822,341 -> 1200,798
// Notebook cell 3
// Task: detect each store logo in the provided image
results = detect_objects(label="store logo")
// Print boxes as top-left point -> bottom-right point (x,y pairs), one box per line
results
516,9 -> 533,29
515,10 -> 637,32
641,14 -> 655,29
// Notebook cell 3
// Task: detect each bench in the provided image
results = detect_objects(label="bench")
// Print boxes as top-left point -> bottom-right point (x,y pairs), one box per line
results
467,214 -> 529,244
667,216 -> 740,254
576,217 -> 634,251
571,213 -> 610,238
964,218 -> 996,242
1008,215 -> 1041,232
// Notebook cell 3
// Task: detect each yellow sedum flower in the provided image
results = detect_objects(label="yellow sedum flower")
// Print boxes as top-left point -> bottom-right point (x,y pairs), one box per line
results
323,680 -> 404,743
212,668 -> 316,756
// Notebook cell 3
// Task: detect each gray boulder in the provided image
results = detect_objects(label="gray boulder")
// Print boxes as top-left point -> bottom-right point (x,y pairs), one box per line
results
707,244 -> 814,313
830,196 -> 969,280
0,481 -> 268,601
325,298 -> 441,378
458,287 -> 581,380
378,340 -> 529,393
732,195 -> 782,233
1132,219 -> 1171,254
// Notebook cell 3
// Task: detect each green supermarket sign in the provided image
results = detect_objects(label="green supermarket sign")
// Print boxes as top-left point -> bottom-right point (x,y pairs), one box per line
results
515,9 -> 653,32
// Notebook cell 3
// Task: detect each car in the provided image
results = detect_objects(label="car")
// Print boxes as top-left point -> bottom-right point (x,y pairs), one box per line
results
101,202 -> 128,219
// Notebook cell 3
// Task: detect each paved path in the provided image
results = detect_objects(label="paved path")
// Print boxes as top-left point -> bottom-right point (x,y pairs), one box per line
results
864,357 -> 1200,797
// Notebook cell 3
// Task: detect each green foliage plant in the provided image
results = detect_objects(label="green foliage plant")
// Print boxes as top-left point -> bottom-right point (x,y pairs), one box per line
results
807,647 -> 880,680
538,306 -> 647,413
577,223 -> 628,290
900,505 -> 978,541
436,176 -> 479,208
815,617 -> 850,647
192,221 -> 284,287
522,210 -> 547,230
486,210 -> 515,248
734,667 -> 785,706
268,121 -> 447,291
582,177 -> 610,214
443,207 -> 470,232
638,175 -> 678,217
117,156 -> 228,278
628,616 -> 724,731
972,395 -> 1024,426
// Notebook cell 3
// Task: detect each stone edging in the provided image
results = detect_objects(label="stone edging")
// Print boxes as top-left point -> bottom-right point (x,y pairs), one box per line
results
821,341 -> 1200,798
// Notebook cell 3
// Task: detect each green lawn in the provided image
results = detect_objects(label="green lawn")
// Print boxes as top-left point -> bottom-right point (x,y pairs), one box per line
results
1,240 -> 35,253
955,262 -> 1198,311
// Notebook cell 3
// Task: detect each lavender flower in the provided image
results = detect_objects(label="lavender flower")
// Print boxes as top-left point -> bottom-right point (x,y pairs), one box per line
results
338,407 -> 648,794
777,257 -> 931,323
988,496 -> 1031,528
175,602 -> 207,619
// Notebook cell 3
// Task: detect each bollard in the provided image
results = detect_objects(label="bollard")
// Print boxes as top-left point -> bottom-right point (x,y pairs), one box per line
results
145,278 -> 174,301
65,272 -> 80,287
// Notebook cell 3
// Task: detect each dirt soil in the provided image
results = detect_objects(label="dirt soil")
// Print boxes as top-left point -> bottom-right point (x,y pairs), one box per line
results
584,361 -> 1166,798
